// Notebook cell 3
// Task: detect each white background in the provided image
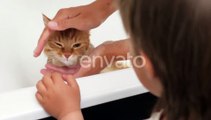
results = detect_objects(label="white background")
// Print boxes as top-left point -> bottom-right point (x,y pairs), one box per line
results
0,0 -> 127,93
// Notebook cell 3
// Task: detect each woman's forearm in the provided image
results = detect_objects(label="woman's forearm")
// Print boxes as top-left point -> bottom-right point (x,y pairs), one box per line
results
93,0 -> 118,21
103,38 -> 130,61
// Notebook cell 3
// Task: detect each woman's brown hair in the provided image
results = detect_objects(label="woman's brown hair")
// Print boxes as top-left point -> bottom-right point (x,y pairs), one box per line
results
119,0 -> 211,119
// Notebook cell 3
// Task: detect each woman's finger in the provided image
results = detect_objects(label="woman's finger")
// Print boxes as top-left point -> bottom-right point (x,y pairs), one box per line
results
34,28 -> 53,57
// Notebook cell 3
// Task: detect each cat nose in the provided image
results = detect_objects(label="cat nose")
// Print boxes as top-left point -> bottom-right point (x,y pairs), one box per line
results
64,53 -> 71,59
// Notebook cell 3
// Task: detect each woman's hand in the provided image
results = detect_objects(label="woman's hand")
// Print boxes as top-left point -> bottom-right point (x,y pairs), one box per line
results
36,72 -> 83,120
34,0 -> 117,57
46,0 -> 116,31
73,43 -> 108,77
74,39 -> 130,77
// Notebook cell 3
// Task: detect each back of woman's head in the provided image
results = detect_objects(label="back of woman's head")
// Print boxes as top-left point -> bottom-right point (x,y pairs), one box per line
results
119,0 -> 211,119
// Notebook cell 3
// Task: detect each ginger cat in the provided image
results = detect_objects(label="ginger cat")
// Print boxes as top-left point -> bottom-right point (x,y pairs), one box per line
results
42,14 -> 129,73
42,15 -> 92,67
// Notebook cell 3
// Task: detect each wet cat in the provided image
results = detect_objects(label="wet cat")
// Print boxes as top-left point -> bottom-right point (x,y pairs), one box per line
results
42,15 -> 92,68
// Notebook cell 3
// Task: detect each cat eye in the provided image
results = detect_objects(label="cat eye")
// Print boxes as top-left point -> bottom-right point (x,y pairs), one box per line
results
72,43 -> 81,48
54,42 -> 63,48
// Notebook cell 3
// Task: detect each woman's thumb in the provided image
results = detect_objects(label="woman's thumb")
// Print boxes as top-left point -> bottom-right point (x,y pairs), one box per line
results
48,19 -> 77,31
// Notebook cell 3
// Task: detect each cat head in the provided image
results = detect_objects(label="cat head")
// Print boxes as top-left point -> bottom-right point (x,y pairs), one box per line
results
42,14 -> 90,66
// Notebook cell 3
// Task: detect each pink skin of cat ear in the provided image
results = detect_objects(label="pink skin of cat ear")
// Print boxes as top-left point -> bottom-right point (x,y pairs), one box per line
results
41,63 -> 80,75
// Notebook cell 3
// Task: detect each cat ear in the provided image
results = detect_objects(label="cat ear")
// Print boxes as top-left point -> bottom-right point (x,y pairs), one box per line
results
42,14 -> 51,26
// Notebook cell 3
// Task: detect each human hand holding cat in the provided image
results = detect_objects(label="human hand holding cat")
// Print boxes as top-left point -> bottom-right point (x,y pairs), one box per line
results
34,0 -> 117,57
47,0 -> 116,31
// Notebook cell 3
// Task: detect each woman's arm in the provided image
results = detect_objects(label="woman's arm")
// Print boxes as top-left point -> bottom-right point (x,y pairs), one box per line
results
103,39 -> 130,61
73,38 -> 130,77
34,0 -> 118,57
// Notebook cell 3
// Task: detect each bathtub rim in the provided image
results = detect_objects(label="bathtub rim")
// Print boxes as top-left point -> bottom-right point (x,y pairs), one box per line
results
0,68 -> 147,120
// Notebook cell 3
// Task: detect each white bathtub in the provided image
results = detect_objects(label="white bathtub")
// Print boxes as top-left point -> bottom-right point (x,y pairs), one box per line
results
0,0 -> 147,119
